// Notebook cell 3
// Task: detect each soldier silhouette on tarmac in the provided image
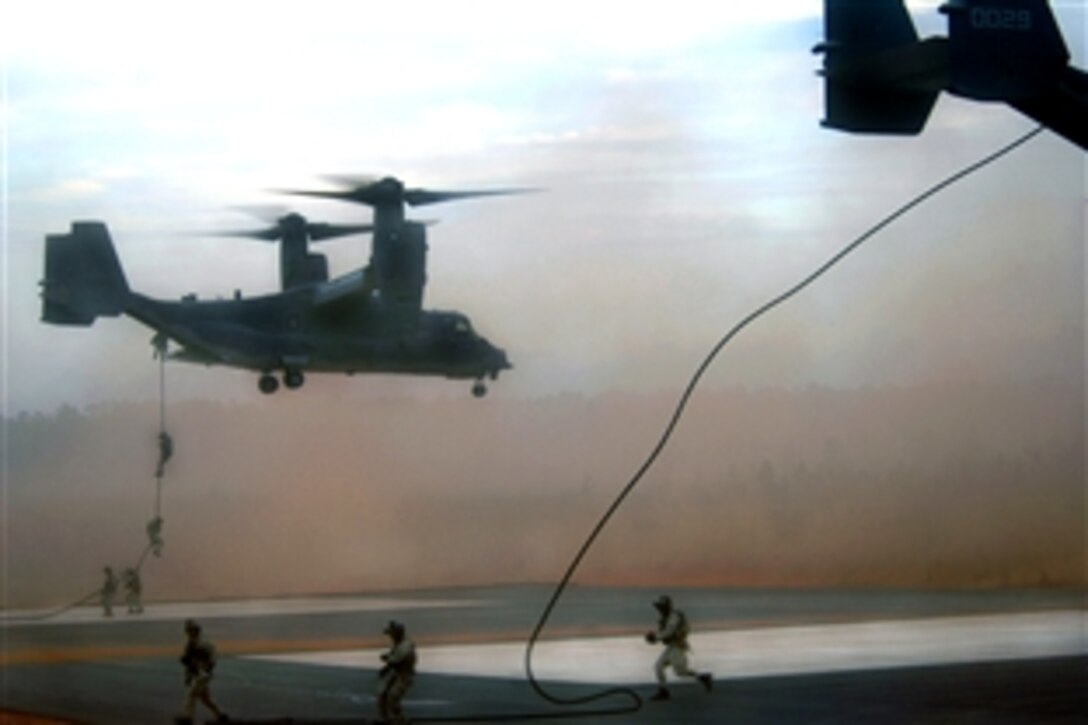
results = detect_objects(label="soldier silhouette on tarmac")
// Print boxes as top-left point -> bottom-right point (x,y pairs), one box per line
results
377,620 -> 417,725
100,567 -> 117,617
645,594 -> 713,701
177,619 -> 229,723
122,568 -> 143,614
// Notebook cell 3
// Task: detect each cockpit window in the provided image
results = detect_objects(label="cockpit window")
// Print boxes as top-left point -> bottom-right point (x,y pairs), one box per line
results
439,315 -> 474,341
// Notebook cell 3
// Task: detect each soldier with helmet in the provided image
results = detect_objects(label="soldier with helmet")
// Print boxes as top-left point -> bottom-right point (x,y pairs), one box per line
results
177,618 -> 228,723
100,566 -> 118,617
122,567 -> 143,614
377,619 -> 417,725
644,594 -> 713,701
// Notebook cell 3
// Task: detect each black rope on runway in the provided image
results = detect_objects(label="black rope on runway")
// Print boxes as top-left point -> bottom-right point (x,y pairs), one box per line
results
516,125 -> 1044,719
0,589 -> 102,623
254,124 -> 1042,724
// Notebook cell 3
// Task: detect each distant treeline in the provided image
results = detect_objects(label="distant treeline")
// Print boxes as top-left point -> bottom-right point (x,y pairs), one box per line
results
5,380 -> 1084,607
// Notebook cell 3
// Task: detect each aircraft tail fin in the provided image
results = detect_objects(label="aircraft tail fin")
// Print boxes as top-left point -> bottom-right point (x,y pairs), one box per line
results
941,0 -> 1069,101
41,222 -> 131,326
816,0 -> 946,134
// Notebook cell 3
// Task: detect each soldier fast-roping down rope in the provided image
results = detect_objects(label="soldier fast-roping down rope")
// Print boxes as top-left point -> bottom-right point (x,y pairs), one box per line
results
5,335 -> 177,622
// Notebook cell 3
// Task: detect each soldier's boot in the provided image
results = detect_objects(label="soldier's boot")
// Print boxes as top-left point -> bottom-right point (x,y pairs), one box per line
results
699,673 -> 713,692
651,686 -> 671,701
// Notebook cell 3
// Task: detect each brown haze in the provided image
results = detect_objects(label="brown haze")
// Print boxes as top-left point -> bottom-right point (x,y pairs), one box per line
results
4,380 -> 1084,608
4,381 -> 1083,605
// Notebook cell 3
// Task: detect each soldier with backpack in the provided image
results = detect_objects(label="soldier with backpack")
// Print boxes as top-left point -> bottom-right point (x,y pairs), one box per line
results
377,620 -> 417,724
177,619 -> 229,723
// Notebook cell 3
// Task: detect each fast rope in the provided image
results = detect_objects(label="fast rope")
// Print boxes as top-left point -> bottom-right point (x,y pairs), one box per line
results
517,125 -> 1045,718
156,334 -> 167,517
137,334 -> 171,571
3,339 -> 174,623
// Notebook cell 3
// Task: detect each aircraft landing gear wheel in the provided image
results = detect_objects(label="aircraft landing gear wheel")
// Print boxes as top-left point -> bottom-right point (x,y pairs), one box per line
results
472,380 -> 487,398
259,373 -> 279,394
284,369 -> 304,390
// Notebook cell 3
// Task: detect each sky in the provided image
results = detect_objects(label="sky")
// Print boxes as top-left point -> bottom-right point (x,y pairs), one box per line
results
2,0 -> 1085,413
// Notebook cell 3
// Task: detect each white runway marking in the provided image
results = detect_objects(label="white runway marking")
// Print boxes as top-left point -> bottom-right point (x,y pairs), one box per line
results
1,595 -> 491,627
249,610 -> 1086,684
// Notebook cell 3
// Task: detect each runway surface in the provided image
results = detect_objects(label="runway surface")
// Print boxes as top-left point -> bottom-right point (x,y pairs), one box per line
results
2,585 -> 1085,723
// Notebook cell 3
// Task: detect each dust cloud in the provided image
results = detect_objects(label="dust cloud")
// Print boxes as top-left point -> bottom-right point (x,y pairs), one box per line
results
4,380 -> 1083,608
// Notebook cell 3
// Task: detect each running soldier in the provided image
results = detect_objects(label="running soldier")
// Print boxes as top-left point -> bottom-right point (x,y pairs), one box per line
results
377,620 -> 417,725
177,619 -> 228,723
645,594 -> 712,701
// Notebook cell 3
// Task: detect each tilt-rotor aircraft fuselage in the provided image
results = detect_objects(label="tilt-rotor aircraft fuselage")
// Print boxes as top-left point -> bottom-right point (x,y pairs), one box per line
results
40,177 -> 517,396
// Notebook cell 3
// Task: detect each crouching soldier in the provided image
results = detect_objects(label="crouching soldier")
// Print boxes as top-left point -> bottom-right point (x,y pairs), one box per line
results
177,619 -> 229,723
377,620 -> 417,725
645,594 -> 712,701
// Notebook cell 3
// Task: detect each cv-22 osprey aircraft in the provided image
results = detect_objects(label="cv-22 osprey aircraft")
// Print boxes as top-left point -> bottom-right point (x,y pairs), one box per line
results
814,0 -> 1088,150
41,176 -> 518,396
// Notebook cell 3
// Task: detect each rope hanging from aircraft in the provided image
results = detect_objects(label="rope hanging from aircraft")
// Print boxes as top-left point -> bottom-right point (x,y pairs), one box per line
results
136,334 -> 171,571
4,340 -> 175,622
508,125 -> 1046,721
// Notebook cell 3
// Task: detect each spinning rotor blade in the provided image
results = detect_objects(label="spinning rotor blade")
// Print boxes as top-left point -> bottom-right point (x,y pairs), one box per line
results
206,218 -> 374,242
402,187 -> 530,206
277,175 -> 535,208
213,227 -> 283,241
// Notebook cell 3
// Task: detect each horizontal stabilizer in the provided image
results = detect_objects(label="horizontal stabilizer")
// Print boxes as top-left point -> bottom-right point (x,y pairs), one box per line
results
822,83 -> 939,134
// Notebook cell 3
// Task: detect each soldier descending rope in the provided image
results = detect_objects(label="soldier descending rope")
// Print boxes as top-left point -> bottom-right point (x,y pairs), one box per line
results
156,431 -> 174,478
146,332 -> 171,563
146,515 -> 165,558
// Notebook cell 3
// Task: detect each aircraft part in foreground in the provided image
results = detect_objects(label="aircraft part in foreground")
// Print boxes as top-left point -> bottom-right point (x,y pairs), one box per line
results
814,0 -> 1088,150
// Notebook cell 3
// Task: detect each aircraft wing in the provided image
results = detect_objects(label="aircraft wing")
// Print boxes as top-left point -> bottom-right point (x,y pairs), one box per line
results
164,323 -> 308,369
312,268 -> 371,308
